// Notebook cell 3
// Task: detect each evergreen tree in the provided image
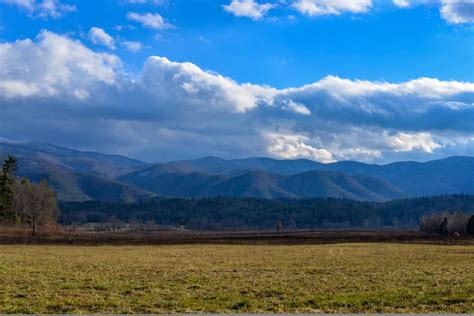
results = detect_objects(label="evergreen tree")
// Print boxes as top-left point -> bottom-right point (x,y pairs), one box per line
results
0,155 -> 17,221
439,217 -> 449,234
467,215 -> 474,235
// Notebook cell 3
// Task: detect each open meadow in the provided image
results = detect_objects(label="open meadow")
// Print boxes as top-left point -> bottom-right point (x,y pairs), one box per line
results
0,243 -> 473,313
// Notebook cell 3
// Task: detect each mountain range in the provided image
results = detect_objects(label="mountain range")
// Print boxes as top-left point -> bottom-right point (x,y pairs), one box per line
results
1,138 -> 473,202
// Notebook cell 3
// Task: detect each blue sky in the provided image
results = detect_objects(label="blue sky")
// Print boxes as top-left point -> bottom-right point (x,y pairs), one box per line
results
1,0 -> 473,87
0,0 -> 473,163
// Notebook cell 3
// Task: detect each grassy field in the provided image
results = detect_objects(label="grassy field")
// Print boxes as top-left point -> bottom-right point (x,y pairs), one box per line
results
0,243 -> 473,313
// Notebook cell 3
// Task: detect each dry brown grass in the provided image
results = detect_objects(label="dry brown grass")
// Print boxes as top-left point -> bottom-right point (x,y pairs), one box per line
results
0,243 -> 473,313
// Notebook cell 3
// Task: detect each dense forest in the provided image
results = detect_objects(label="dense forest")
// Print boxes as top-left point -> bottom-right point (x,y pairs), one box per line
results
60,194 -> 474,230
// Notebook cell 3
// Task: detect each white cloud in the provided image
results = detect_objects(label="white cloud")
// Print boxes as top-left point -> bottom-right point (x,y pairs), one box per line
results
333,147 -> 383,160
285,75 -> 474,99
39,0 -> 74,17
223,0 -> 275,20
0,31 -> 121,98
88,27 -> 115,50
292,0 -> 372,16
265,132 -> 335,162
393,0 -> 410,8
1,0 -> 34,9
72,88 -> 89,100
0,0 -> 76,18
126,0 -> 167,4
127,12 -> 173,29
0,31 -> 473,162
283,100 -> 311,115
220,0 -> 474,25
388,132 -> 442,153
391,0 -> 474,24
141,56 -> 277,112
440,0 -> 474,24
121,40 -> 143,52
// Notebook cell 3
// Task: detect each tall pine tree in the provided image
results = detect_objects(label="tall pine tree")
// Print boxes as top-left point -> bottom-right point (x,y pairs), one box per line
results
0,155 -> 17,221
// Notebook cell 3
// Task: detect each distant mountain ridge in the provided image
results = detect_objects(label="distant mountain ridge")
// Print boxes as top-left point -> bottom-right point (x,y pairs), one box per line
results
154,155 -> 474,197
0,139 -> 154,202
1,138 -> 473,201
14,158 -> 155,202
118,166 -> 402,200
0,138 -> 147,178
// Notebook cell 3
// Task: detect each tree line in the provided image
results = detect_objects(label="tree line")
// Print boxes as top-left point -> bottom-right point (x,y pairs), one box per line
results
60,194 -> 474,231
0,156 -> 58,235
2,154 -> 474,233
421,212 -> 474,235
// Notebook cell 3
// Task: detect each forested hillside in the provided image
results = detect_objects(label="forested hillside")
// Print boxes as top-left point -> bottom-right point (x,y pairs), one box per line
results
60,194 -> 474,230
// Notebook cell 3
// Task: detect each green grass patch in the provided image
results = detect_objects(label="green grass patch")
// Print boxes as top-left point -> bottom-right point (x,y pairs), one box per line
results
0,243 -> 473,313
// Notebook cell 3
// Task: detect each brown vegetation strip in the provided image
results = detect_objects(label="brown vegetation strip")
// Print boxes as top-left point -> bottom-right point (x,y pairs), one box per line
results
1,229 -> 473,245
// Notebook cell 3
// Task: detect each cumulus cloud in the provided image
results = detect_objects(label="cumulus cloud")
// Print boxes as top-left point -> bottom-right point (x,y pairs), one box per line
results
0,0 -> 75,18
391,0 -> 474,24
292,0 -> 372,16
141,56 -> 277,112
393,0 -> 410,8
223,0 -> 275,20
0,31 -> 121,98
121,40 -> 143,52
0,31 -> 473,162
127,12 -> 173,29
265,132 -> 335,163
440,0 -> 474,24
387,132 -> 441,153
126,0 -> 167,4
88,27 -> 115,50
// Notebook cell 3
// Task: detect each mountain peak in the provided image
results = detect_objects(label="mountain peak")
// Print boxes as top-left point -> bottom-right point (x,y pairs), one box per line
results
196,156 -> 228,162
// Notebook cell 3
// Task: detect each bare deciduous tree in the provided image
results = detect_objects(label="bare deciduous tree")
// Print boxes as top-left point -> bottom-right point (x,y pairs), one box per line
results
447,212 -> 469,234
12,179 -> 59,235
420,213 -> 445,233
107,216 -> 122,232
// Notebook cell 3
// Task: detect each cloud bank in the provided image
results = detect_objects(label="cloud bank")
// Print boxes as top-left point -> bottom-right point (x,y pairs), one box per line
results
0,31 -> 473,162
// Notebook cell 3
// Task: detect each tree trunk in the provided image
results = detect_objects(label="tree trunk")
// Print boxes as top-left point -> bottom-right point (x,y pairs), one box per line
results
32,215 -> 36,236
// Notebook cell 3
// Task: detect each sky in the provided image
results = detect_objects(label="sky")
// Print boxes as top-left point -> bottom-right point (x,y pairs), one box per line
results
0,0 -> 473,163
